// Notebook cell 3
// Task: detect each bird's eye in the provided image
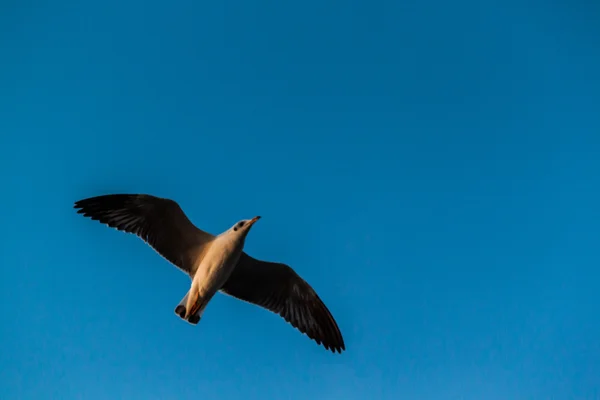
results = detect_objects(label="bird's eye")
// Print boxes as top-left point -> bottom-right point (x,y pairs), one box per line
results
233,227 -> 238,231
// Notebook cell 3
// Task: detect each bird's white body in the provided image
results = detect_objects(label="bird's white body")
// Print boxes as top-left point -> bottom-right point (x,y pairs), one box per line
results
173,217 -> 260,323
183,230 -> 246,321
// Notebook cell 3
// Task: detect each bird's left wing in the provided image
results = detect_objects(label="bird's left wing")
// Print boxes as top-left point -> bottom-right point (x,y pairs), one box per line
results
220,252 -> 345,353
74,193 -> 214,276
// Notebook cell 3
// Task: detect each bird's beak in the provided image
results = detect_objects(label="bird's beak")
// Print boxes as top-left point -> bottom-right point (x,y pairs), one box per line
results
248,216 -> 261,226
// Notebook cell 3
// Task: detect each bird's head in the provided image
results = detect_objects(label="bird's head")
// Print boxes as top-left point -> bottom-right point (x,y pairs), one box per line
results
229,216 -> 261,238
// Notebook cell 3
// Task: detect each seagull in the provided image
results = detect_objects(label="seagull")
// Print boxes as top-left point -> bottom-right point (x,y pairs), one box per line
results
73,193 -> 345,353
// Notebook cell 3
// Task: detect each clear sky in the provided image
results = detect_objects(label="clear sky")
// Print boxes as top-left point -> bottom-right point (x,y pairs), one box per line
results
1,0 -> 600,399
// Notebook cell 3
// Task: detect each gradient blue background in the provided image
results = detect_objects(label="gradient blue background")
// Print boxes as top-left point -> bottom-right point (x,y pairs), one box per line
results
1,0 -> 600,399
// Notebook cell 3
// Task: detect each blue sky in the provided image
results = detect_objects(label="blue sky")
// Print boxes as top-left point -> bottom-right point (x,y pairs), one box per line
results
1,0 -> 600,399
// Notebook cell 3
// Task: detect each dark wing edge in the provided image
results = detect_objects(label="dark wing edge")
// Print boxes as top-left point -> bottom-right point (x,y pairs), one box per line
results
221,252 -> 346,353
73,193 -> 213,274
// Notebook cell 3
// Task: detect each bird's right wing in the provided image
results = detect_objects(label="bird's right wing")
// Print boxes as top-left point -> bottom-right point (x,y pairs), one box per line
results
220,252 -> 345,353
74,193 -> 214,276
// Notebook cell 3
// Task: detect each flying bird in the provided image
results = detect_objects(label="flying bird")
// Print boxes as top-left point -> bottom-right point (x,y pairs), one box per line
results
73,194 -> 345,353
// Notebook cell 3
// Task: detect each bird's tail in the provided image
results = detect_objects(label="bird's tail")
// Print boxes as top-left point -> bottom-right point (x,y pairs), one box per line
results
174,290 -> 208,325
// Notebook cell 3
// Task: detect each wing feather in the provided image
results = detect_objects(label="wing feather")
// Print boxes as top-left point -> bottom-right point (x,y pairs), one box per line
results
74,193 -> 214,275
221,253 -> 345,353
